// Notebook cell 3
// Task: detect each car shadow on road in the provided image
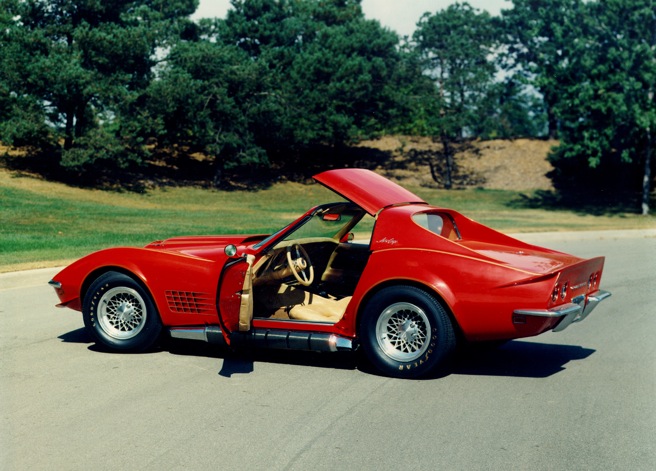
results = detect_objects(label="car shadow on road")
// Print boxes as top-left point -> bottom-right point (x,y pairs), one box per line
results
453,340 -> 596,378
167,339 -> 594,379
58,329 -> 595,379
218,350 -> 359,378
165,338 -> 359,378
58,327 -> 92,344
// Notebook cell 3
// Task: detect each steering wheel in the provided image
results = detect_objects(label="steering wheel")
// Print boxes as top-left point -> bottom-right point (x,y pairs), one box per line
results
286,244 -> 314,286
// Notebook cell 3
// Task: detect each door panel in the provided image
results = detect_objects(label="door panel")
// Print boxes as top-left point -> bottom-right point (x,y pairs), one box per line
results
218,258 -> 249,342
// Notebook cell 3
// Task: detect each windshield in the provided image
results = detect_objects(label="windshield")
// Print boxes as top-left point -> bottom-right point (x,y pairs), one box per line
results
254,202 -> 371,251
282,207 -> 357,242
252,225 -> 290,250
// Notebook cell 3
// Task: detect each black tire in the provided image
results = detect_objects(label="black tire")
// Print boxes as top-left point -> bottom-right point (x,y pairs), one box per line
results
83,271 -> 162,352
359,286 -> 456,378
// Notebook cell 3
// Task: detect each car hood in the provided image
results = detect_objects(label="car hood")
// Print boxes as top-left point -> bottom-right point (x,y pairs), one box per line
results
314,168 -> 427,215
145,235 -> 265,259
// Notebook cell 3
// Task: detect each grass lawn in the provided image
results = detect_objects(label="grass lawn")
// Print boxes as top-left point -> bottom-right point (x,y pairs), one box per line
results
1,168 -> 654,272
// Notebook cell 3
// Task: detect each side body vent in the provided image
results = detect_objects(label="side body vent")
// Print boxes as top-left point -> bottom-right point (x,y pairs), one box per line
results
165,291 -> 214,314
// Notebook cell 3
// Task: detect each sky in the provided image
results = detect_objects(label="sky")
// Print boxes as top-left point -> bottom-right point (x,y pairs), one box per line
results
192,0 -> 512,38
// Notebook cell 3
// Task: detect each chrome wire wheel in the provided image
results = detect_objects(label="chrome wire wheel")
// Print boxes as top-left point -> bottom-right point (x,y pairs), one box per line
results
375,302 -> 431,362
97,287 -> 147,340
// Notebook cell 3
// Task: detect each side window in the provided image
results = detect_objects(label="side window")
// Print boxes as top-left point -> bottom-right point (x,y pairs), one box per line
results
412,213 -> 444,234
412,212 -> 460,240
349,213 -> 375,245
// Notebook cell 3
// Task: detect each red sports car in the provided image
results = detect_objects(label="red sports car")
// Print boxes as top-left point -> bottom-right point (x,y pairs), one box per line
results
50,169 -> 610,378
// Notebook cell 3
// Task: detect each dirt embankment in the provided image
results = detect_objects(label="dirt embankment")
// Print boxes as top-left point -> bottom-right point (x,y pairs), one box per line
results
357,136 -> 558,191
2,137 -> 558,191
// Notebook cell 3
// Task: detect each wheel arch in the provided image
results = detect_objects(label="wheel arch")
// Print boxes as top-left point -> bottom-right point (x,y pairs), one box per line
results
81,266 -> 154,310
354,279 -> 464,342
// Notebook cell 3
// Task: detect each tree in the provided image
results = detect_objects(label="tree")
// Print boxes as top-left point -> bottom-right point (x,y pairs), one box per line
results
279,6 -> 401,148
472,77 -> 548,139
0,0 -> 53,150
500,0 -> 586,139
388,39 -> 442,137
548,0 -> 655,214
0,0 -> 198,177
157,0 -> 404,182
145,38 -> 275,183
413,2 -> 498,188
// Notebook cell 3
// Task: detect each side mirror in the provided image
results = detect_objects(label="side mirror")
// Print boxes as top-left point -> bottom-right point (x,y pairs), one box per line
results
224,244 -> 239,258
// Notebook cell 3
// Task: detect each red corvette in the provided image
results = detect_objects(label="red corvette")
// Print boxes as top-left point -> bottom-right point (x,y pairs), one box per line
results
50,169 -> 610,378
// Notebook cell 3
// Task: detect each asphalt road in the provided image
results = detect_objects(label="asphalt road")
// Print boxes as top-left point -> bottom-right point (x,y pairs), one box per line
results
1,231 -> 654,471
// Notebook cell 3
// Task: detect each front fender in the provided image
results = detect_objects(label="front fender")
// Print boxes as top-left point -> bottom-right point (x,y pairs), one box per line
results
51,247 -> 223,326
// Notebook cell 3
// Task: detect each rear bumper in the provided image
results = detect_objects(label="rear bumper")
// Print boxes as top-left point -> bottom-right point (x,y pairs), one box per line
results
513,290 -> 611,332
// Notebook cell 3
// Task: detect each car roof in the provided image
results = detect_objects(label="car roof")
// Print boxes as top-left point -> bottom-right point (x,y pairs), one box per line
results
313,168 -> 427,215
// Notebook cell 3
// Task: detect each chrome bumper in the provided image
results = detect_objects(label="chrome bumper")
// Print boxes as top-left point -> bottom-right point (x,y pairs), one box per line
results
513,290 -> 611,332
48,280 -> 62,289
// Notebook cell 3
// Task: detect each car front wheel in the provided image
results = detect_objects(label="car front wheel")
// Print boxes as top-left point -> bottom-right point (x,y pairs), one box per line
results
83,271 -> 162,352
360,286 -> 456,378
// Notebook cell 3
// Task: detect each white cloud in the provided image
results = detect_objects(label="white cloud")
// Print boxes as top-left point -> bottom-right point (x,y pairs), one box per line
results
361,0 -> 510,37
191,0 -> 231,21
193,0 -> 512,37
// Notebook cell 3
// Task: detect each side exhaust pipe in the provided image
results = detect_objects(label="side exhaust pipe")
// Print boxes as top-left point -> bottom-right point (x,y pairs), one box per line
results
169,326 -> 353,353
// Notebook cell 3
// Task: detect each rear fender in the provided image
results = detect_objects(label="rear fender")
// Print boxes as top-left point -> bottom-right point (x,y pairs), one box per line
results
345,250 -> 461,331
347,249 -> 550,341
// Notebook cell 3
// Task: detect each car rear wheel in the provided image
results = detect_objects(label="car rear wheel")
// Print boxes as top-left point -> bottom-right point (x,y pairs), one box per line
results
360,286 -> 456,378
83,271 -> 162,352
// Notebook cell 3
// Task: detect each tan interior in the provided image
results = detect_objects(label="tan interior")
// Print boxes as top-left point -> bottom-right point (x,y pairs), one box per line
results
288,291 -> 352,323
253,282 -> 351,324
248,237 -> 366,326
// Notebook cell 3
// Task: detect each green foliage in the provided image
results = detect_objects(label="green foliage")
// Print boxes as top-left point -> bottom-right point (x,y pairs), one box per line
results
278,14 -> 400,146
544,0 -> 655,203
413,3 -> 498,139
144,0 -> 404,181
221,1 -> 401,149
0,0 -> 198,175
0,0 -> 653,211
387,41 -> 438,136
0,95 -> 52,148
474,78 -> 548,139
60,126 -> 147,173
411,3 -> 499,188
146,39 -> 271,175
500,0 -> 655,212
500,0 -> 586,139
